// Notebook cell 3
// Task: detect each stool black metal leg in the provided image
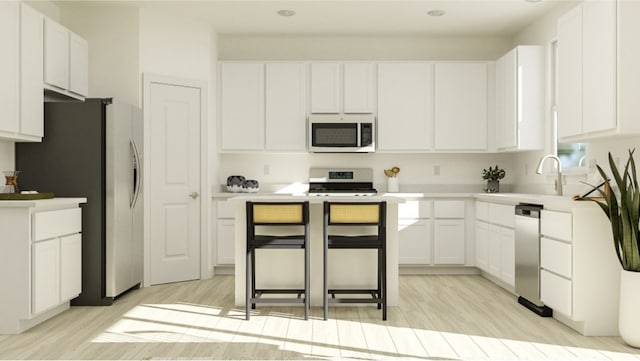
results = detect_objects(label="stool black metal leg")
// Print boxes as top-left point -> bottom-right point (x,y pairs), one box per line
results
304,234 -> 310,320
251,249 -> 256,310
246,245 -> 251,321
323,203 -> 329,321
382,246 -> 387,321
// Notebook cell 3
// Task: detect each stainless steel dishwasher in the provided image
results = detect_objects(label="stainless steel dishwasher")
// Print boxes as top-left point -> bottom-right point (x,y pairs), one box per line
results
515,203 -> 552,317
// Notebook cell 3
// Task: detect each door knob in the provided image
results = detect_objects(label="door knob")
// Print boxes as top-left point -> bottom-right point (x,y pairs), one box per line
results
189,192 -> 200,199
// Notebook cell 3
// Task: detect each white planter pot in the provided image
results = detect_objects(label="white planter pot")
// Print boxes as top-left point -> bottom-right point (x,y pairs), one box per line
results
619,269 -> 640,348
387,177 -> 399,193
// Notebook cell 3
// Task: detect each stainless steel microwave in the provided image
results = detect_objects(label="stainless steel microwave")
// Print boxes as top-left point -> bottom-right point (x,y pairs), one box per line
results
308,114 -> 376,153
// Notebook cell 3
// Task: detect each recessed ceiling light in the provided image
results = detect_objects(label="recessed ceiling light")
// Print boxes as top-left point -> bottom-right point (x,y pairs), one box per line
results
525,0 -> 542,2
427,9 -> 446,17
277,9 -> 296,17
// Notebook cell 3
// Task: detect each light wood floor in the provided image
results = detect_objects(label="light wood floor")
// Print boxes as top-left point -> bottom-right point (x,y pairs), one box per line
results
1,275 -> 639,360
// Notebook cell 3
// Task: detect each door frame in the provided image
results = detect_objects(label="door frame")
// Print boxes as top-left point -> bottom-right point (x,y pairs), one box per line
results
142,73 -> 211,287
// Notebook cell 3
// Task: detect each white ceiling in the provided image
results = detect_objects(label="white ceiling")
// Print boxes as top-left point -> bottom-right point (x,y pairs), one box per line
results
60,0 -> 568,36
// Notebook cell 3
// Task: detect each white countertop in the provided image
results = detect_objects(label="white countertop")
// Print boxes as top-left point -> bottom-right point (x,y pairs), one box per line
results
0,197 -> 87,208
215,191 -> 595,210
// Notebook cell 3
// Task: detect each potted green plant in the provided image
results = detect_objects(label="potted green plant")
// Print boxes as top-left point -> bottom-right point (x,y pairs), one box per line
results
590,149 -> 640,347
482,165 -> 505,193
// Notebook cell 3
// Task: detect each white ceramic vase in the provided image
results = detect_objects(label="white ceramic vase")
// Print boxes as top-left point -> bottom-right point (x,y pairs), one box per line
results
387,177 -> 399,193
619,269 -> 640,348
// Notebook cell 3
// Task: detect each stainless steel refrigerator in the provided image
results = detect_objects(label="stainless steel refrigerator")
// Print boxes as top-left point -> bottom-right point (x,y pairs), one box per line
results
16,98 -> 143,306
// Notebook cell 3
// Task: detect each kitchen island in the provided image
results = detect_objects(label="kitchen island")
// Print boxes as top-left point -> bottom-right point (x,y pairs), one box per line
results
228,194 -> 403,307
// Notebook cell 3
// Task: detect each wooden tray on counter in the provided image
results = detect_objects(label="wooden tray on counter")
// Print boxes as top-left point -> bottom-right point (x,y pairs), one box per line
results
0,192 -> 55,200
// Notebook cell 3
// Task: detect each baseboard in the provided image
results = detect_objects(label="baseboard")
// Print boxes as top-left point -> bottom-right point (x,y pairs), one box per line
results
399,265 -> 480,275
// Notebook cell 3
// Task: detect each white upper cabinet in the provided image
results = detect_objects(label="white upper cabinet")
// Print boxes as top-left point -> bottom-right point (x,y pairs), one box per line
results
310,63 -> 341,113
310,62 -> 375,114
495,46 -> 544,152
558,0 -> 640,141
343,63 -> 375,113
0,2 -> 43,142
44,19 -> 69,91
433,62 -> 488,151
220,62 -> 265,151
0,2 -> 20,135
582,0 -> 616,135
68,32 -> 88,97
265,63 -> 307,151
21,3 -> 44,139
557,4 -> 583,139
377,63 -> 433,151
44,17 -> 88,99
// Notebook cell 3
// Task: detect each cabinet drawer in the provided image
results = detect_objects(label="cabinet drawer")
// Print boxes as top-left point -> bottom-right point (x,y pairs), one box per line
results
541,269 -> 572,316
476,201 -> 489,221
32,208 -> 81,241
489,203 -> 514,228
541,210 -> 572,241
541,237 -> 572,279
399,200 -> 432,219
434,200 -> 465,218
216,201 -> 235,219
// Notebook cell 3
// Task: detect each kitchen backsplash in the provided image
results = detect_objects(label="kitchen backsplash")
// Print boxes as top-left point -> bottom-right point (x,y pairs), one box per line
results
217,152 -> 515,189
0,141 -> 14,174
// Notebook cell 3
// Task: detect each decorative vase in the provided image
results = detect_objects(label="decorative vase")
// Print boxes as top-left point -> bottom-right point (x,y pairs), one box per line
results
242,179 -> 259,193
619,269 -> 640,348
387,177 -> 399,193
3,170 -> 20,194
226,175 -> 245,193
485,180 -> 499,193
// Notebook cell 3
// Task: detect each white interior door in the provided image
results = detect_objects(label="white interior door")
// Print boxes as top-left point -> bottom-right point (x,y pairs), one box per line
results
149,82 -> 201,285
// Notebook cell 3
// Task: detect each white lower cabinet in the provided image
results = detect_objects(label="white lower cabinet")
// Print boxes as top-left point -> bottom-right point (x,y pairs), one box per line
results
398,200 -> 432,265
215,200 -> 235,265
60,234 -> 82,301
433,200 -> 466,265
475,221 -> 489,271
487,224 -> 501,277
540,269 -> 572,316
433,220 -> 465,264
31,210 -> 82,315
499,227 -> 515,287
32,239 -> 61,314
216,220 -> 235,265
32,234 -> 81,314
398,219 -> 432,264
476,201 -> 515,289
0,199 -> 85,334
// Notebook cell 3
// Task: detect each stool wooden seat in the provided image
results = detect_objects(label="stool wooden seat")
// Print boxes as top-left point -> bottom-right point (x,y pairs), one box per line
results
246,201 -> 310,320
323,201 -> 387,321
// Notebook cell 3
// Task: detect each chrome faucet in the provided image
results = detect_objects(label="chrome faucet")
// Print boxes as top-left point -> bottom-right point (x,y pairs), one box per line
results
536,154 -> 563,196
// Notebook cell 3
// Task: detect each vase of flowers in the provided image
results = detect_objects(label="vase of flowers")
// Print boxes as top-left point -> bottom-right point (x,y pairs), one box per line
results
482,165 -> 505,193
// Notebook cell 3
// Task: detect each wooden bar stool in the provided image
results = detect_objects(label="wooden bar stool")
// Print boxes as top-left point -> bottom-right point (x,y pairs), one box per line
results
323,201 -> 387,321
246,201 -> 310,320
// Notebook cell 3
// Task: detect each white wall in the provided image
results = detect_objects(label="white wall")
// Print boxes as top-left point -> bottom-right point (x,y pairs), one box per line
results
61,6 -> 140,106
0,141 -> 14,175
139,8 -> 214,83
219,35 -> 513,61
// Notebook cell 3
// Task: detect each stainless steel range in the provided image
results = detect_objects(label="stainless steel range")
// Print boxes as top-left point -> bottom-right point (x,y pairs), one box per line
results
307,168 -> 377,196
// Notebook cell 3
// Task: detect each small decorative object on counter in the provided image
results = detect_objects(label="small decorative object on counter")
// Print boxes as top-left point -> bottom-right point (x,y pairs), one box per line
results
482,165 -> 505,193
3,170 -> 20,194
242,179 -> 260,193
384,166 -> 400,192
226,175 -> 245,193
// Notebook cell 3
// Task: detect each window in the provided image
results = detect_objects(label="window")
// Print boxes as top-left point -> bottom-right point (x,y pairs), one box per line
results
551,40 -> 587,169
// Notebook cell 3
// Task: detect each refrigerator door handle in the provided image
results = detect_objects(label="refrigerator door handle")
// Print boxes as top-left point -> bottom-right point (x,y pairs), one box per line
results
130,139 -> 142,209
